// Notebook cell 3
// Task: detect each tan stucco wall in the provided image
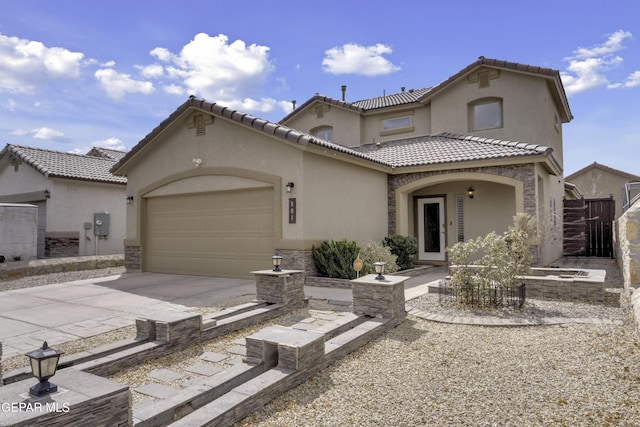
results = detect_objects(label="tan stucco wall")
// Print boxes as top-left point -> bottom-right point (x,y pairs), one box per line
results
361,106 -> 431,146
405,175 -> 518,249
283,103 -> 363,147
300,151 -> 388,244
123,111 -> 388,252
430,71 -> 563,165
535,163 -> 564,265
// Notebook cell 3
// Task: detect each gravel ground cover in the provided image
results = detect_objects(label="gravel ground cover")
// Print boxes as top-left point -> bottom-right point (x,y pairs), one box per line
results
2,264 -> 639,426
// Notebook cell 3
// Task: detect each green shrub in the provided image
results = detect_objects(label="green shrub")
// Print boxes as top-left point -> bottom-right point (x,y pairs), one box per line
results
312,240 -> 360,279
383,235 -> 418,270
358,241 -> 399,275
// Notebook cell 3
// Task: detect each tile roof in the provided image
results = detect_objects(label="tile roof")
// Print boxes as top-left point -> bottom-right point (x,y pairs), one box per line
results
355,133 -> 551,168
86,147 -> 127,161
1,144 -> 127,184
565,161 -> 640,182
281,57 -> 572,123
351,87 -> 432,110
111,97 -> 392,174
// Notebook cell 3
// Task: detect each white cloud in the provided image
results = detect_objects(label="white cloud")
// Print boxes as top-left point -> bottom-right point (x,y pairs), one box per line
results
4,98 -> 17,111
93,136 -> 127,151
561,30 -> 635,95
31,126 -> 69,141
11,128 -> 28,136
148,33 -> 275,110
95,68 -> 155,99
163,84 -> 185,95
69,137 -> 127,155
137,64 -> 164,79
0,33 -> 84,94
608,70 -> 640,89
322,43 -> 400,76
569,30 -> 633,60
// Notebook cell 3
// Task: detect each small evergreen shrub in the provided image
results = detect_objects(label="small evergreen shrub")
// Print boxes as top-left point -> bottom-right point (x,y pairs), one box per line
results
312,240 -> 360,279
383,235 -> 418,270
358,241 -> 399,275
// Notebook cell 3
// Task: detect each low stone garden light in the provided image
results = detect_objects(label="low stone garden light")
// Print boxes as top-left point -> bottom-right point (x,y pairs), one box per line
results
271,254 -> 283,272
25,341 -> 64,396
374,261 -> 386,280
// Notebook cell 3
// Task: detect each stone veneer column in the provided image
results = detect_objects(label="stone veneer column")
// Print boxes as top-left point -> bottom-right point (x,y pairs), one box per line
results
350,274 -> 410,320
252,269 -> 305,308
0,369 -> 130,426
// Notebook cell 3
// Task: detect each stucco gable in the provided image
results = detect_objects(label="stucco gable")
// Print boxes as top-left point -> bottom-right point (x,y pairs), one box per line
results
566,162 -> 640,182
111,97 -> 393,176
416,56 -> 573,123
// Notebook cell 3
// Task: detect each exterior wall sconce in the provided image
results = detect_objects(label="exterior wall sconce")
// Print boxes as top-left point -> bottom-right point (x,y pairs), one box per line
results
285,182 -> 295,193
373,261 -> 386,280
25,341 -> 64,396
468,187 -> 475,199
271,254 -> 283,272
126,196 -> 134,204
44,189 -> 51,199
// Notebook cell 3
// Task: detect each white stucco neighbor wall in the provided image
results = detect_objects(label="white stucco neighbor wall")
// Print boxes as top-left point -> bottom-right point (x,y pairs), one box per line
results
0,204 -> 37,261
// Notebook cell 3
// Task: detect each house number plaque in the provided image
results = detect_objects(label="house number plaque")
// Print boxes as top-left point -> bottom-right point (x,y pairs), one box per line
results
289,198 -> 296,223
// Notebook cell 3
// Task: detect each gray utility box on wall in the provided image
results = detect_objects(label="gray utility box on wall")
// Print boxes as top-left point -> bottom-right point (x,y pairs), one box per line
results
94,212 -> 110,236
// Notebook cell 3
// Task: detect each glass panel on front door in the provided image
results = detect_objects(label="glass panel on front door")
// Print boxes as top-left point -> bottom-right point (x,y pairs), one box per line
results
423,202 -> 440,253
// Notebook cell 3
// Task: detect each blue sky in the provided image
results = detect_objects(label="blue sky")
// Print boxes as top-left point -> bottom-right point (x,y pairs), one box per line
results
1,0 -> 639,176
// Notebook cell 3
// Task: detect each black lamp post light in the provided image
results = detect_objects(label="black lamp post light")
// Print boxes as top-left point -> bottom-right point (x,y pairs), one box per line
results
373,261 -> 386,280
25,341 -> 64,396
271,254 -> 283,272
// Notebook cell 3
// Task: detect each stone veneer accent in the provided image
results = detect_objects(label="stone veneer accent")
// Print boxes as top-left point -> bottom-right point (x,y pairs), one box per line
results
617,199 -> 640,341
387,163 -> 539,264
253,270 -> 306,308
124,245 -> 141,270
351,274 -> 409,319
44,231 -> 80,258
0,369 -> 130,426
275,249 -> 318,276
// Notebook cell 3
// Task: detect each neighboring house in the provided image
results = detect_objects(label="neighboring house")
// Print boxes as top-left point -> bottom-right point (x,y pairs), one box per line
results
112,57 -> 572,279
565,162 -> 640,221
0,145 -> 127,258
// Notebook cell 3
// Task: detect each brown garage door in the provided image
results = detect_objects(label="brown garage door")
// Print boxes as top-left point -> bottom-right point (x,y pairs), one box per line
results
145,187 -> 274,278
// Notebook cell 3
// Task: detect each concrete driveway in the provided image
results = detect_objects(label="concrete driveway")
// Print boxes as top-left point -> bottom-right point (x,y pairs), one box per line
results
0,269 -> 447,360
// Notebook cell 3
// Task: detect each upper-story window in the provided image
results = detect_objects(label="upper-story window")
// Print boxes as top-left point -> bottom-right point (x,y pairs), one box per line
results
313,126 -> 333,142
469,98 -> 502,131
382,116 -> 411,130
380,113 -> 414,136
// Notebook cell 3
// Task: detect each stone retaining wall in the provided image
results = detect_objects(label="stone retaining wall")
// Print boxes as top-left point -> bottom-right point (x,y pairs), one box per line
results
0,254 -> 124,281
618,200 -> 640,341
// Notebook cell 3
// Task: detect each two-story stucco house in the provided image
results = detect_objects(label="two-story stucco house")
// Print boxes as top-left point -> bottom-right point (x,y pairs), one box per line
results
0,145 -> 127,258
112,57 -> 572,279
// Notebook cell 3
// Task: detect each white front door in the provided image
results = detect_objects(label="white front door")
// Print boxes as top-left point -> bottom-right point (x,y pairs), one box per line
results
417,197 -> 446,261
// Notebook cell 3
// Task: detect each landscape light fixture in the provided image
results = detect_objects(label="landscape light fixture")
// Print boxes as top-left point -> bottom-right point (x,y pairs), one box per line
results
126,196 -> 134,204
467,187 -> 475,199
271,254 -> 283,272
285,182 -> 295,193
373,261 -> 386,280
25,341 -> 64,396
